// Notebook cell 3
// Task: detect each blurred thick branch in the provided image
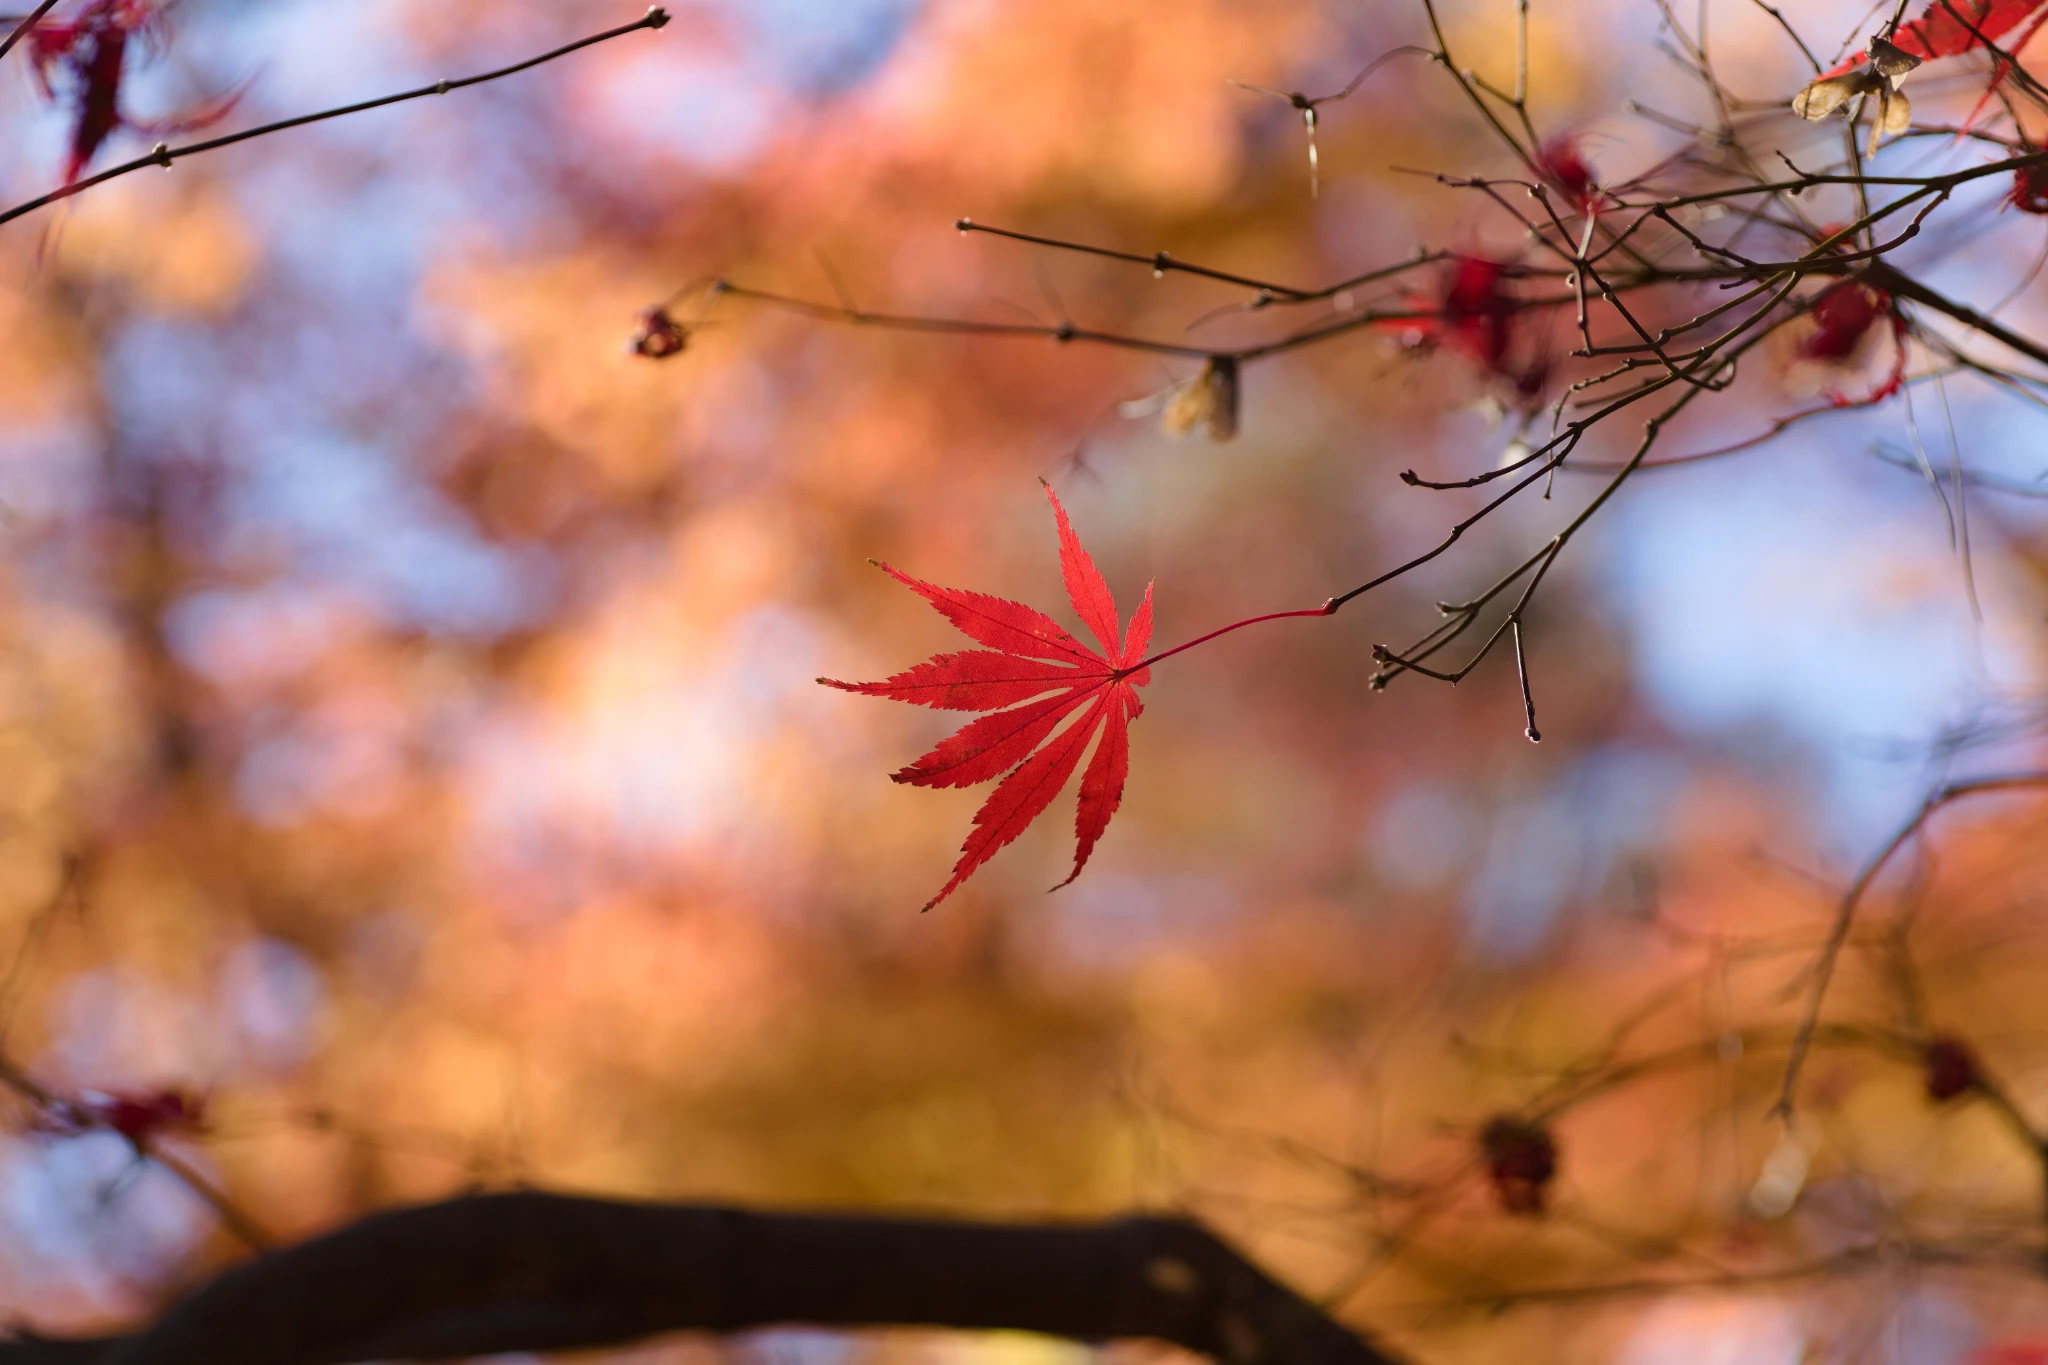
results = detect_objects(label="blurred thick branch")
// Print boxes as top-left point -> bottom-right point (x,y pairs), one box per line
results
0,1193 -> 1412,1365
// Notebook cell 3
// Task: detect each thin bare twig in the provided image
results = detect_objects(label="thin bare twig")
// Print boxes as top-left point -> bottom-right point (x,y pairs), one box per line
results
0,0 -> 58,64
1776,774 -> 2048,1124
0,7 -> 672,231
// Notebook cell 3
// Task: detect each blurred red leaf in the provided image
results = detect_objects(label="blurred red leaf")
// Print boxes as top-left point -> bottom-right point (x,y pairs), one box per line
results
1536,135 -> 1602,218
1821,0 -> 2048,87
1802,281 -> 1887,362
28,0 -> 241,185
38,1086 -> 207,1143
1443,256 -> 1517,370
1395,256 -> 1552,400
2010,158 -> 2048,212
1795,280 -> 1906,405
1974,1341 -> 2048,1365
1885,0 -> 2045,62
822,484 -> 1153,910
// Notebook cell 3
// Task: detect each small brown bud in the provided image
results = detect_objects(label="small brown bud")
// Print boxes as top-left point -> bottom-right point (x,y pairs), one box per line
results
1480,1115 -> 1558,1216
1924,1035 -> 1978,1102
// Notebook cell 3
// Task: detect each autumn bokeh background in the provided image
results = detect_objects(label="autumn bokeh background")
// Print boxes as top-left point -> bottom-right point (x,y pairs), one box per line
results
3,0 -> 2048,1361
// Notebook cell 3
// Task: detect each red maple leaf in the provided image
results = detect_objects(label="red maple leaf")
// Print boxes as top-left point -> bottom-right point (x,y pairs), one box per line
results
822,484 -> 1153,911
1881,0 -> 2048,131
28,0 -> 243,186
1821,0 -> 2045,74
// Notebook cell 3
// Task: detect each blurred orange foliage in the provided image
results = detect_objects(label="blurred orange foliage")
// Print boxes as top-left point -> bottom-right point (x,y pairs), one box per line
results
0,2 -> 2044,1363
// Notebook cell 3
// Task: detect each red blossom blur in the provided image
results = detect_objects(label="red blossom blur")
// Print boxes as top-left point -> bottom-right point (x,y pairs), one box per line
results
1481,1116 -> 1558,1216
37,1087 -> 207,1144
1786,279 -> 1906,405
2012,159 -> 2048,214
1395,255 -> 1553,401
1536,135 -> 1602,218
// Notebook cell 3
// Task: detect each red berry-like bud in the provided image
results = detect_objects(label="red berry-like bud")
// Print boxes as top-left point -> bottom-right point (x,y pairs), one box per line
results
84,1087 -> 206,1141
1924,1036 -> 1978,1102
628,306 -> 689,359
1480,1116 -> 1558,1216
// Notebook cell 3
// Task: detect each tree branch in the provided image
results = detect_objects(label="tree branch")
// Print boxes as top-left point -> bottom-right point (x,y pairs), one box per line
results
1,1193 -> 1414,1365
